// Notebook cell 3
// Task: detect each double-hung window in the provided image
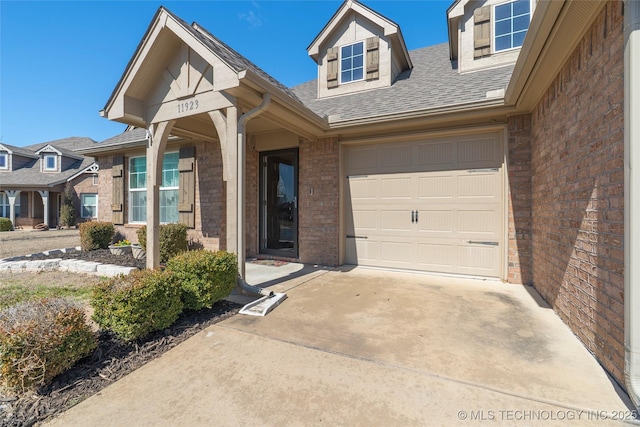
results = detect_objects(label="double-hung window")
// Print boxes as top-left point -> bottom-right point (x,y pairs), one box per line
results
494,0 -> 530,52
340,41 -> 364,84
0,193 -> 18,218
44,155 -> 57,171
128,152 -> 179,224
81,194 -> 98,218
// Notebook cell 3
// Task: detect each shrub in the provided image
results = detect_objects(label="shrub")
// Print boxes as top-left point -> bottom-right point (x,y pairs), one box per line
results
167,250 -> 238,311
0,298 -> 97,392
137,223 -> 188,263
79,221 -> 114,251
91,269 -> 182,341
0,217 -> 12,232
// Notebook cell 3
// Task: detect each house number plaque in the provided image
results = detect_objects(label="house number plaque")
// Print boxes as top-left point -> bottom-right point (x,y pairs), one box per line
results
177,98 -> 199,114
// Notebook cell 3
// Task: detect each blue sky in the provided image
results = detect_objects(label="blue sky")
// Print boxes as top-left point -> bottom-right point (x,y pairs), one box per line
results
0,1 -> 450,147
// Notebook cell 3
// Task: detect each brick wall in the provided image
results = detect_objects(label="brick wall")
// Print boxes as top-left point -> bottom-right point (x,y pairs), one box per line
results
71,173 -> 99,223
529,1 -> 624,384
298,137 -> 340,266
507,115 -> 532,284
95,141 -> 226,250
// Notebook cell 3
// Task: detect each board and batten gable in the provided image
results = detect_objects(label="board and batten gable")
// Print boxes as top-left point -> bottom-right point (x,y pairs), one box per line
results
317,12 -> 391,98
449,0 -> 537,73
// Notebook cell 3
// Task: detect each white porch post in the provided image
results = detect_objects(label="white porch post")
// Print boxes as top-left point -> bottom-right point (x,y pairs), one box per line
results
146,120 -> 175,269
37,190 -> 49,227
4,190 -> 20,229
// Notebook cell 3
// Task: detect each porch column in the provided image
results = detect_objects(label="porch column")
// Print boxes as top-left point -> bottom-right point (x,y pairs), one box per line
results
4,190 -> 20,229
146,120 -> 175,269
236,95 -> 271,280
37,190 -> 49,227
209,107 -> 239,254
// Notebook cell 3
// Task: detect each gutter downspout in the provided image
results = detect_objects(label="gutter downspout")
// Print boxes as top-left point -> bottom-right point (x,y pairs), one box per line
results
237,93 -> 272,297
624,0 -> 640,410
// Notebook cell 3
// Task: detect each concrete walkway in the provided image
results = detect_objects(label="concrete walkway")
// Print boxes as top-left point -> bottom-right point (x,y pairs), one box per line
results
47,265 -> 636,426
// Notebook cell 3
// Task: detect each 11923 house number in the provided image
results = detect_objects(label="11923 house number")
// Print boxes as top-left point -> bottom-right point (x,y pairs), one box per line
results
177,99 -> 199,114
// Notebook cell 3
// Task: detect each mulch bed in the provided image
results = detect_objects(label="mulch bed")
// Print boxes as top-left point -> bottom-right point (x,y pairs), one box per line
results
0,249 -> 242,427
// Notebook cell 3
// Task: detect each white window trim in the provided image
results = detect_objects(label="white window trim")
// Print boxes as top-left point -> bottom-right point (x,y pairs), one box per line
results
338,41 -> 365,85
81,193 -> 98,219
0,153 -> 8,170
493,0 -> 531,54
44,154 -> 57,171
128,152 -> 179,225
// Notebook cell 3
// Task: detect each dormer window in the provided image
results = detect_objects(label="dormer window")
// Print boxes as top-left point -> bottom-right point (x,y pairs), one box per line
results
340,41 -> 364,84
494,0 -> 531,52
0,153 -> 7,170
44,154 -> 57,171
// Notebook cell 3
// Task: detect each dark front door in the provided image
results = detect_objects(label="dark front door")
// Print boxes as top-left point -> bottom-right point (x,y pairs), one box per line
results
260,149 -> 298,257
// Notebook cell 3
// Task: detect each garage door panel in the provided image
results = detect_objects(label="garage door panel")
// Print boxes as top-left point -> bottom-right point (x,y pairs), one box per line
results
458,245 -> 500,273
416,242 -> 455,269
457,210 -> 500,235
417,175 -> 454,198
380,177 -> 411,199
458,174 -> 501,199
345,133 -> 503,278
416,210 -> 454,233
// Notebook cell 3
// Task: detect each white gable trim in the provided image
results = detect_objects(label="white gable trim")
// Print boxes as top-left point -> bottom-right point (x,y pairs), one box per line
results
67,162 -> 99,182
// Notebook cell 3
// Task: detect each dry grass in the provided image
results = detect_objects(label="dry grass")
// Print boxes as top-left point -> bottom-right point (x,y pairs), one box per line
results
0,271 -> 105,310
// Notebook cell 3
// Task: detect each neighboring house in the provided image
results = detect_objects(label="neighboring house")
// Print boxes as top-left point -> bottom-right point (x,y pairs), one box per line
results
0,137 -> 100,228
79,0 -> 640,405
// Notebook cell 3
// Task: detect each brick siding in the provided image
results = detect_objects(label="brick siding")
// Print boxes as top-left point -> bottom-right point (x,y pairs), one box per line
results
298,137 -> 340,266
507,114 -> 532,285
529,1 -> 624,384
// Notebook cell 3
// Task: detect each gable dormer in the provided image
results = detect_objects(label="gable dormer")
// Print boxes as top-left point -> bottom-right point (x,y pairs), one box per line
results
35,144 -> 83,173
307,0 -> 412,99
0,143 -> 38,172
448,0 -> 535,73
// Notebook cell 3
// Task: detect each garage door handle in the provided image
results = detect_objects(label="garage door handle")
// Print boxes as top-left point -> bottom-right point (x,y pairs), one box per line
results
411,210 -> 415,223
415,210 -> 419,223
347,235 -> 368,239
467,241 -> 499,246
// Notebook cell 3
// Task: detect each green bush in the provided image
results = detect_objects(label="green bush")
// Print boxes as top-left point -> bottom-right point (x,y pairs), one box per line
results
79,221 -> 114,251
0,298 -> 96,392
137,223 -> 188,263
91,269 -> 183,341
0,217 -> 12,232
167,250 -> 238,311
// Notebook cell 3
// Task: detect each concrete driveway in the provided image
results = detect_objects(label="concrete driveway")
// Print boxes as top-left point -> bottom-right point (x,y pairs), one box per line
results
48,265 -> 634,426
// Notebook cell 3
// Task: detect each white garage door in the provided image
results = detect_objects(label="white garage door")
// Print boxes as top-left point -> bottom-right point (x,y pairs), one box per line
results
345,133 -> 504,278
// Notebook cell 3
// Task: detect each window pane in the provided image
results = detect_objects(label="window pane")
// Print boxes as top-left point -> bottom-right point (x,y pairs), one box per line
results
341,45 -> 352,57
353,55 -> 363,68
0,155 -> 6,168
130,191 -> 147,222
130,157 -> 146,189
512,30 -> 527,48
341,70 -> 351,82
162,152 -> 179,188
352,42 -> 363,55
352,67 -> 363,81
513,0 -> 530,16
46,156 -> 56,169
513,15 -> 529,32
495,20 -> 511,36
341,58 -> 351,70
160,189 -> 178,223
495,35 -> 511,51
495,3 -> 511,21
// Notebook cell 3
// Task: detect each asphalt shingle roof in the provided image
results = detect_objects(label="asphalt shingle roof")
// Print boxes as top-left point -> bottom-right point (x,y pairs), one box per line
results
0,157 -> 95,187
1,137 -> 98,188
25,137 -> 98,153
292,43 -> 514,122
99,127 -> 148,146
